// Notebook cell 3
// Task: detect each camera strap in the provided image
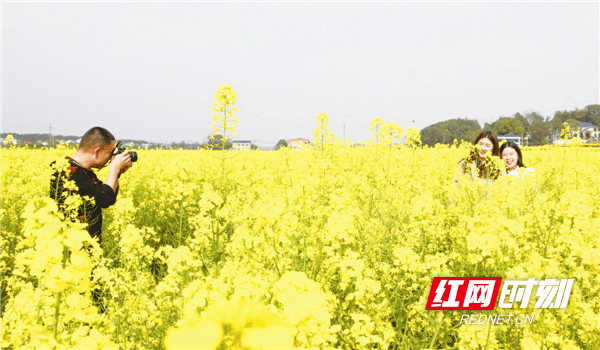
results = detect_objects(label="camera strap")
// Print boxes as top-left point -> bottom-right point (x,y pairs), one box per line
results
68,157 -> 88,170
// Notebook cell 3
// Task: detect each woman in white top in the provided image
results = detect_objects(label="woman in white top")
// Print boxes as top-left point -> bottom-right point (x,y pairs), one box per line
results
500,141 -> 534,177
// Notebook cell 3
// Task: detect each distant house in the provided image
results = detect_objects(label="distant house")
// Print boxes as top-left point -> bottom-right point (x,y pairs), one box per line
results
232,140 -> 252,151
549,130 -> 561,144
288,137 -> 311,150
4,137 -> 21,145
550,122 -> 599,144
497,135 -> 523,146
574,122 -> 599,141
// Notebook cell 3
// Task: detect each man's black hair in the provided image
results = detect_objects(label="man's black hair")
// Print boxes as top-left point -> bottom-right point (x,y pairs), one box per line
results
79,127 -> 115,150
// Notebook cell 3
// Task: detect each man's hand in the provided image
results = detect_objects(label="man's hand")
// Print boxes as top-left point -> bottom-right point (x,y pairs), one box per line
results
105,152 -> 132,191
120,163 -> 132,174
110,152 -> 132,174
119,155 -> 133,175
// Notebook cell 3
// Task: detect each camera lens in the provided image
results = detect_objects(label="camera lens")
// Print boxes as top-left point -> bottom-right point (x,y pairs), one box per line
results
128,151 -> 138,162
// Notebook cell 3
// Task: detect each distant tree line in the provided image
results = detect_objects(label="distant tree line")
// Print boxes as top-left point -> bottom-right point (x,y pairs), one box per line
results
0,133 -> 153,146
0,133 -> 76,147
6,104 -> 599,149
420,119 -> 481,147
200,134 -> 232,150
0,132 -> 261,150
198,134 -> 258,150
275,139 -> 288,150
420,104 -> 600,147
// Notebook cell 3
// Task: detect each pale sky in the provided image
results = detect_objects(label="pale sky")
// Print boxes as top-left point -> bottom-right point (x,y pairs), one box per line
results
2,1 -> 599,146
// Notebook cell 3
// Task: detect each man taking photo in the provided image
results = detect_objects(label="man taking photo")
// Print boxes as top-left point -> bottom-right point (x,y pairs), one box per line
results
50,126 -> 132,242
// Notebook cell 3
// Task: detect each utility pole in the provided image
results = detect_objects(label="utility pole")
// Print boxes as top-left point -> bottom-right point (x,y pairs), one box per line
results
343,122 -> 346,143
49,123 -> 53,147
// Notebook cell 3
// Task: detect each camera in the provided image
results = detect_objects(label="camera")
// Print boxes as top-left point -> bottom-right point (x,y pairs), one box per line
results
113,141 -> 138,162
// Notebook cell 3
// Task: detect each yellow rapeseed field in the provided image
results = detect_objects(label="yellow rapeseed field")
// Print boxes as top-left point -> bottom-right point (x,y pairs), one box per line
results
1,141 -> 599,349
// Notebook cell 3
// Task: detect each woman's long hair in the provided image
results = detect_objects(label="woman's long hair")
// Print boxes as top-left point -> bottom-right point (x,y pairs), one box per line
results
462,130 -> 502,180
473,130 -> 500,157
500,141 -> 526,168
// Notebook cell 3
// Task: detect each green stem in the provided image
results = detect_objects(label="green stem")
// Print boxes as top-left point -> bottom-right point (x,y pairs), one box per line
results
53,292 -> 62,343
178,203 -> 183,246
53,246 -> 69,346
427,312 -> 443,348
